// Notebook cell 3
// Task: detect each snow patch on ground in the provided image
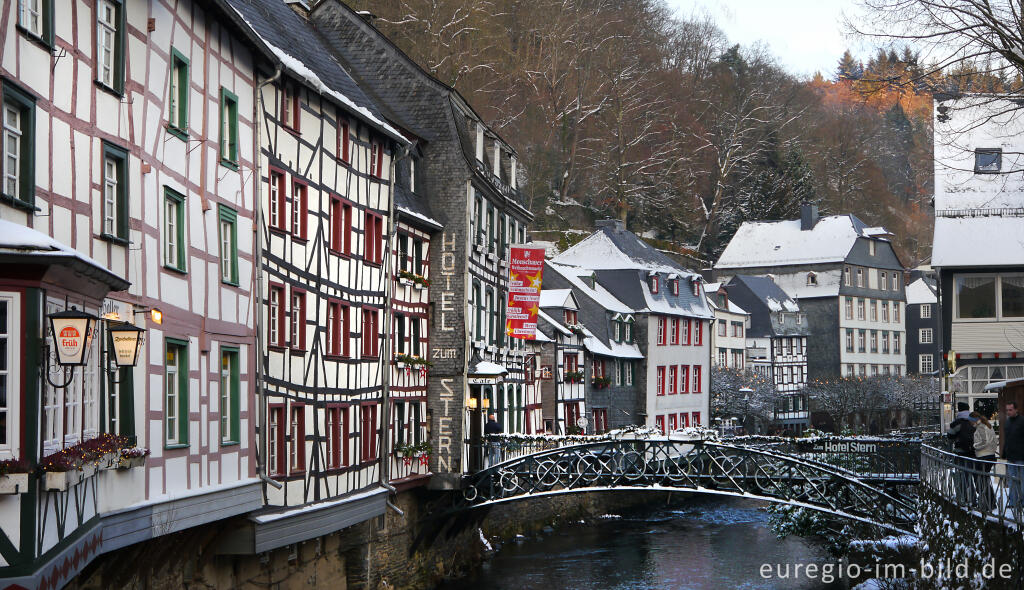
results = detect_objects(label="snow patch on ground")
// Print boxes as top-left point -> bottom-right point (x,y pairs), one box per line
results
478,528 -> 493,552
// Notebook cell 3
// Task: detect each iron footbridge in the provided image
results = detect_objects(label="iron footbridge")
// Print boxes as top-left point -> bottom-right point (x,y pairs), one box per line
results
459,438 -> 919,534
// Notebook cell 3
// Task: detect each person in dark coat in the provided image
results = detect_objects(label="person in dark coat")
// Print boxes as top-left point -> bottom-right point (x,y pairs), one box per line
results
485,413 -> 502,467
1003,402 -> 1024,508
947,402 -> 976,504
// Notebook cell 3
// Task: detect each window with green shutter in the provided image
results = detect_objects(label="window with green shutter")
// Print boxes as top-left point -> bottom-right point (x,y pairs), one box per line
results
101,142 -> 129,241
2,80 -> 35,209
164,187 -> 186,272
220,347 -> 240,445
165,339 -> 189,447
219,88 -> 239,168
218,205 -> 238,285
168,48 -> 189,138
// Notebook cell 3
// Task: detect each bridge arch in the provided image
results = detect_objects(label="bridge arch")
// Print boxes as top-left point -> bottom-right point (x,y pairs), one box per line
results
459,439 -> 917,534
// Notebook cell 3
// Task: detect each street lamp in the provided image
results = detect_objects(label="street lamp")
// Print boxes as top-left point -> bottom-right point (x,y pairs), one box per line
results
48,307 -> 97,366
107,321 -> 146,367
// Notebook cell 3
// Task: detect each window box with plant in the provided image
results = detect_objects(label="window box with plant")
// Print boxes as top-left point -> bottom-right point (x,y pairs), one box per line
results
394,353 -> 432,369
117,446 -> 150,470
592,376 -> 611,389
39,433 -> 143,490
398,269 -> 430,288
394,441 -> 432,466
0,459 -> 31,494
564,370 -> 585,383
568,324 -> 586,338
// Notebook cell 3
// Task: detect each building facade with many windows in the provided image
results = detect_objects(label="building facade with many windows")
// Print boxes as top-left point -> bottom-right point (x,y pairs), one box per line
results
0,2 -> 263,585
906,277 -> 941,376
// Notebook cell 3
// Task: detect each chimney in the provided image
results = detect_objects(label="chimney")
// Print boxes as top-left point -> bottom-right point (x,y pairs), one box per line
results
595,219 -> 625,232
800,202 -> 819,231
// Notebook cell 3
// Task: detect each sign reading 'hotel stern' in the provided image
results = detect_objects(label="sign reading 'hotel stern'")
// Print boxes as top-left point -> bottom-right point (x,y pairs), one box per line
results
506,245 -> 546,340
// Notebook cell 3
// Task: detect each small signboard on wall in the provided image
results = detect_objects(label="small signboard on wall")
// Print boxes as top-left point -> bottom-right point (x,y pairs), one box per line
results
541,365 -> 553,380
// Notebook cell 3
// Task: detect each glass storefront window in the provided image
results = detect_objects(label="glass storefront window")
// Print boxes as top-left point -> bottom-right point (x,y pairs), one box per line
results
956,276 -> 996,319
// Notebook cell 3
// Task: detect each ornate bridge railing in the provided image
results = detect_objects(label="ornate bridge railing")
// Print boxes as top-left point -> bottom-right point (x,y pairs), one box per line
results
920,444 -> 1024,528
731,436 -> 922,482
461,438 -> 917,533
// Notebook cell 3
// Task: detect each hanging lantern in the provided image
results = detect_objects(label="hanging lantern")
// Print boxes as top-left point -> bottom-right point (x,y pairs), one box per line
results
48,307 -> 98,366
107,321 -> 146,366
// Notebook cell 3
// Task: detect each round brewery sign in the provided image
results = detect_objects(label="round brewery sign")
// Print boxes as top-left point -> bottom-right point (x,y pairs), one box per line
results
57,324 -> 85,359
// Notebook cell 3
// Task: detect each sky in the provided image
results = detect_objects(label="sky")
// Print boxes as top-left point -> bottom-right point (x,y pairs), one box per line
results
669,0 -> 866,79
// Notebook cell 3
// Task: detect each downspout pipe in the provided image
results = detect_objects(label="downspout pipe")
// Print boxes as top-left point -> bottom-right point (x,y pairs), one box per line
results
254,65 -> 282,503
380,140 -> 414,516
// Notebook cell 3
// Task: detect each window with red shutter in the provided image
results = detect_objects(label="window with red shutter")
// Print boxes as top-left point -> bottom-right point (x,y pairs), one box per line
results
656,366 -> 665,395
668,365 -> 677,394
680,365 -> 689,393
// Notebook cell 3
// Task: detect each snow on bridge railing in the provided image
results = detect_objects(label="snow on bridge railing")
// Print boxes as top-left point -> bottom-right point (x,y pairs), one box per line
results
921,444 -> 1024,529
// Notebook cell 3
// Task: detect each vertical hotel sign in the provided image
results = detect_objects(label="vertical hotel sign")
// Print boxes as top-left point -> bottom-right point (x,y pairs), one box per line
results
506,245 -> 545,340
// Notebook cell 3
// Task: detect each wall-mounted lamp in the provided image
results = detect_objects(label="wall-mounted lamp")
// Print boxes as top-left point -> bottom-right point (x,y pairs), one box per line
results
107,321 -> 146,367
468,397 -> 479,410
482,397 -> 491,409
48,307 -> 97,366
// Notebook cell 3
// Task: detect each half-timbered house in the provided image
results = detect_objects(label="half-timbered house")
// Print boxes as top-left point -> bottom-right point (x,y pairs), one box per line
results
218,1 -> 410,552
308,1 -> 533,489
536,291 -> 587,434
0,2 -> 262,586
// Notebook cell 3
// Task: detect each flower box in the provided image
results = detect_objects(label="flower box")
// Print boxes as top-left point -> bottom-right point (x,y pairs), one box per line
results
117,455 -> 146,470
0,473 -> 28,495
398,278 -> 414,287
81,464 -> 96,479
44,470 -> 80,492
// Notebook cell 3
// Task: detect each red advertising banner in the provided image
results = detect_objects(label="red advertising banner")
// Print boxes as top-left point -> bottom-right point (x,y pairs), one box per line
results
506,245 -> 545,340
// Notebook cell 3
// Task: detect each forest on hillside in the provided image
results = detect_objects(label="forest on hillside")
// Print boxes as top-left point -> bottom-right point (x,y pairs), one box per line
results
345,0 -> 1021,266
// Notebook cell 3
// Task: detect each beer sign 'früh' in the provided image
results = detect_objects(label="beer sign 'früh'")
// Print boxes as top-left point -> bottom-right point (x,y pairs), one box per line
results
506,245 -> 545,340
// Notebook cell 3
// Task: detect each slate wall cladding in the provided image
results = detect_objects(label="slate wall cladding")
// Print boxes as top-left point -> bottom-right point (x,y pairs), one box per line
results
907,302 -> 941,374
801,298 -> 841,380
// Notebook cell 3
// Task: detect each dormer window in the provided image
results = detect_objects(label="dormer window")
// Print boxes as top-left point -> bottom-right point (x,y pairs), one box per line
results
807,272 -> 817,286
409,158 -> 416,193
975,148 -> 1001,174
493,141 -> 501,177
692,279 -> 700,297
624,317 -> 634,343
671,279 -> 679,296
613,319 -> 621,342
868,241 -> 876,256
651,276 -> 659,294
564,309 -> 578,326
475,122 -> 484,162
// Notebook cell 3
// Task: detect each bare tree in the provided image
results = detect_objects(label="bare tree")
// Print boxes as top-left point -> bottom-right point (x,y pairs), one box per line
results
710,366 -> 781,433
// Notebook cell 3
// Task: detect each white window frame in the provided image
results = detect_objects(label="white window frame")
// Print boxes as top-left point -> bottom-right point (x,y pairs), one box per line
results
920,354 -> 934,374
220,349 -> 232,444
919,328 -> 933,344
103,158 -> 118,236
97,0 -> 117,88
0,293 -> 20,458
18,0 -> 43,36
920,304 -> 932,319
3,104 -> 22,198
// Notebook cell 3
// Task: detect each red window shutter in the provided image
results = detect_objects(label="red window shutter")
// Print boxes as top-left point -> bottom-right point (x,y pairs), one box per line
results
656,415 -> 665,434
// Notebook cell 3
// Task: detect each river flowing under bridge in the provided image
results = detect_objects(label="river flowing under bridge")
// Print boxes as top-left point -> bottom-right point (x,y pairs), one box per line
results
458,434 -> 923,534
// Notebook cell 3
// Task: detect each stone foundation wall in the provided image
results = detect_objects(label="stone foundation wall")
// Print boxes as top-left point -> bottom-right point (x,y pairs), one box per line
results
66,489 -> 674,590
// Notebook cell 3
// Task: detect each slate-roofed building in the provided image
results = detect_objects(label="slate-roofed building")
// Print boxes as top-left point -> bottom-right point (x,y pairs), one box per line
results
536,290 -> 588,434
714,204 -> 907,381
307,0 -> 533,488
906,277 -> 940,376
544,261 -> 645,433
706,282 -> 750,370
553,220 -> 713,433
931,95 -> 1024,421
724,276 -> 811,433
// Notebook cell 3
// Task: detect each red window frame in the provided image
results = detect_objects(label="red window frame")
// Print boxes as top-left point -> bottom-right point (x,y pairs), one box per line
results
693,320 -> 703,346
691,412 -> 701,427
330,196 -> 354,255
289,404 -> 305,473
680,365 -> 689,393
670,318 -> 679,345
692,365 -> 702,393
656,366 -> 665,396
269,405 -> 286,476
671,279 -> 679,296
668,413 -> 677,432
326,300 -> 348,358
668,365 -> 677,394
338,120 -> 350,163
268,168 -> 287,232
365,211 -> 383,264
651,276 -> 659,294
360,403 -> 378,462
655,415 -> 665,435
290,288 -> 306,351
362,308 -> 379,357
594,408 -> 608,434
681,318 -> 690,345
268,284 -> 286,347
326,405 -> 346,469
291,180 -> 308,239
592,359 -> 605,378
564,309 -> 577,325
680,412 -> 690,428
564,353 -> 578,375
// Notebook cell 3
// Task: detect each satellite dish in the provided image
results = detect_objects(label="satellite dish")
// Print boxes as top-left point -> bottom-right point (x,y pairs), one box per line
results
576,416 -> 589,428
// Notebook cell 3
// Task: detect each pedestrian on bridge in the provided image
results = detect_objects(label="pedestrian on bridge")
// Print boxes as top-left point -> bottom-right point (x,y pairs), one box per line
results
1002,402 -> 1024,512
947,402 -> 976,505
971,411 -> 998,511
485,413 -> 503,468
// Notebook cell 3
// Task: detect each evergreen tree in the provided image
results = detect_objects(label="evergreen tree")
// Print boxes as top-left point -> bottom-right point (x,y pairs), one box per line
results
836,50 -> 862,81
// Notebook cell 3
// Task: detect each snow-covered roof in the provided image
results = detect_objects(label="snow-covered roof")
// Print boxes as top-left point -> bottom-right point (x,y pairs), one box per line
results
470,360 -> 507,376
703,282 -> 749,316
905,278 -> 937,305
715,215 -> 882,269
765,269 -> 843,300
553,226 -> 699,277
545,262 -> 633,314
0,220 -> 128,289
582,326 -> 644,359
932,216 -> 1024,268
538,289 -> 576,309
537,309 -> 571,336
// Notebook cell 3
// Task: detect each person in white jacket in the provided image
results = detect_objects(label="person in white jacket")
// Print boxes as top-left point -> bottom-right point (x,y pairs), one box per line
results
972,411 -> 998,511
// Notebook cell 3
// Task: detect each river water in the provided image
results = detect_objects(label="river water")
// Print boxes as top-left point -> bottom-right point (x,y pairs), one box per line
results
437,496 -> 849,590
